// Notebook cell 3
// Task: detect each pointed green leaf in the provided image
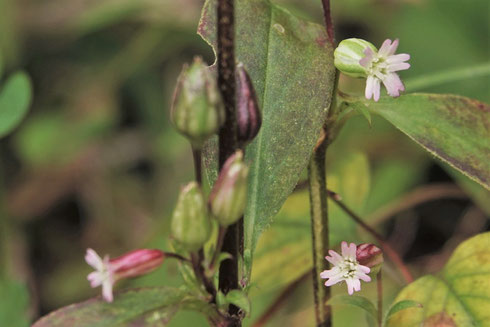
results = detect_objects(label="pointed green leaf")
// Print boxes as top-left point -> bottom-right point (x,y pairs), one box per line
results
0,71 -> 32,138
327,295 -> 378,320
361,94 -> 490,190
33,287 -> 219,327
198,0 -> 336,279
386,232 -> 490,327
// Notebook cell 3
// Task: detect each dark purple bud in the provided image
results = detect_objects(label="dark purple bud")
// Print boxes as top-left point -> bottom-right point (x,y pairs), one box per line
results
356,243 -> 384,275
236,63 -> 261,144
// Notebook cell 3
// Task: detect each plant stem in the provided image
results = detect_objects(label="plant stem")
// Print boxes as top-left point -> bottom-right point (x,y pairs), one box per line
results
164,252 -> 191,263
308,136 -> 331,327
320,0 -> 335,46
377,271 -> 383,327
191,252 -> 217,299
210,226 -> 227,271
192,147 -> 202,185
217,0 -> 241,323
327,191 -> 414,283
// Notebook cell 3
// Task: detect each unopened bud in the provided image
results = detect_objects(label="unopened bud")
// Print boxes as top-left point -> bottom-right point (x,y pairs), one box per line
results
209,151 -> 249,226
334,38 -> 377,78
171,57 -> 225,147
236,64 -> 261,144
85,248 -> 165,302
171,182 -> 211,251
356,243 -> 384,275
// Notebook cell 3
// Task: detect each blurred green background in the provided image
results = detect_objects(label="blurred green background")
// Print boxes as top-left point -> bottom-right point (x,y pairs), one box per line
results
0,0 -> 488,326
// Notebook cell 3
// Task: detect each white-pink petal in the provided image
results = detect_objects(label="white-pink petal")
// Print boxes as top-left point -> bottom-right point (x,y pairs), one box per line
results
388,62 -> 411,72
85,248 -> 104,271
359,48 -> 374,67
102,280 -> 114,302
383,73 -> 404,97
387,53 -> 410,64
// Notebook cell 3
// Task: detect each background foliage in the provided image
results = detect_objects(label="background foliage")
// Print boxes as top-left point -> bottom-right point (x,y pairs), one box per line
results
0,0 -> 488,326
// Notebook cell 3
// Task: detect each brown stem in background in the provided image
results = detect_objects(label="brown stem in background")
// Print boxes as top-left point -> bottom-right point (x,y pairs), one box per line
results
327,191 -> 414,283
217,0 -> 240,324
320,0 -> 335,46
377,271 -> 383,327
192,147 -> 202,185
252,271 -> 311,327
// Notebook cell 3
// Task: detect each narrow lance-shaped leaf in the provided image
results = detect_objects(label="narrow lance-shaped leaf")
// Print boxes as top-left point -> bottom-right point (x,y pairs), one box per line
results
360,93 -> 490,190
198,0 -> 336,279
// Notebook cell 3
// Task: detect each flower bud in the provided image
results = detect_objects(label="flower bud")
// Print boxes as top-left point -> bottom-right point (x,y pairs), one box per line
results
171,57 -> 225,147
236,63 -> 261,145
171,182 -> 211,251
85,248 -> 165,302
356,243 -> 384,275
334,38 -> 377,78
209,151 -> 249,226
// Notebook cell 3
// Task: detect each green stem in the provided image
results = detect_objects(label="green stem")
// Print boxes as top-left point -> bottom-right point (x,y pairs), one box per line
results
404,62 -> 490,91
308,137 -> 331,327
377,271 -> 383,327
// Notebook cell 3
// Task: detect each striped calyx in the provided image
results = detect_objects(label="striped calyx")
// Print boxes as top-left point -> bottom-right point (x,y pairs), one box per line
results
334,38 -> 377,78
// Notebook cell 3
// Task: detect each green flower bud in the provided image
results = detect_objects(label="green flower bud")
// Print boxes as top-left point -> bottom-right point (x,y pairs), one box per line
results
209,151 -> 249,226
356,243 -> 384,276
171,182 -> 211,251
171,57 -> 225,147
334,38 -> 377,78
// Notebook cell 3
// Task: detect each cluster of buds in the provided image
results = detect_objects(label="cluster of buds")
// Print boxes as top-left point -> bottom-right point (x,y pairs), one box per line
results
171,58 -> 261,147
85,248 -> 165,302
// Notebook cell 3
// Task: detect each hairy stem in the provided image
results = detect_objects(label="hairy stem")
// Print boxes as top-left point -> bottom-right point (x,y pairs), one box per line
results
308,137 -> 331,327
320,0 -> 335,46
327,191 -> 414,283
217,0 -> 241,323
191,252 -> 217,299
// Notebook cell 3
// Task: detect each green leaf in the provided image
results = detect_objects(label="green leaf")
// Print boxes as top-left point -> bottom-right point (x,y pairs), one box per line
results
386,232 -> 490,327
0,52 -> 4,79
0,71 -> 32,138
33,287 -> 219,327
0,278 -> 30,327
225,290 -> 251,316
198,0 -> 336,279
384,300 -> 422,324
362,94 -> 490,190
327,295 -> 377,320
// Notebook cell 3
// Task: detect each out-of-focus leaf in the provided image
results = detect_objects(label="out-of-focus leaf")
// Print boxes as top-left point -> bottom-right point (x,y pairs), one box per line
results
198,0 -> 336,279
0,52 -> 3,79
0,278 -> 30,327
446,166 -> 490,216
327,295 -> 377,320
0,71 -> 32,138
386,232 -> 490,327
362,94 -> 490,190
33,287 -> 219,327
384,300 -> 422,324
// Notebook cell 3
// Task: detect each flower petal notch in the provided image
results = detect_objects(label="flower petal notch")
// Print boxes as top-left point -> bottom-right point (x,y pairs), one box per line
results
320,241 -> 372,295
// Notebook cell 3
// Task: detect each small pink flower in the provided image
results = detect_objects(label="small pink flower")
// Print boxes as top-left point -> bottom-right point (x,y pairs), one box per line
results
320,241 -> 371,295
360,39 -> 410,101
85,248 -> 165,302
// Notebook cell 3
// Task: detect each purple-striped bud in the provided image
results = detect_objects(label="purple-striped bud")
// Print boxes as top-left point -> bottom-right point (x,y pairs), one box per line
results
236,63 -> 261,145
356,243 -> 384,275
85,248 -> 165,302
209,151 -> 249,226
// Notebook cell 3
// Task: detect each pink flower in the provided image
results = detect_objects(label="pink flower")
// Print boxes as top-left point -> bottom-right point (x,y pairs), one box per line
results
360,39 -> 410,101
320,242 -> 371,295
85,248 -> 165,302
